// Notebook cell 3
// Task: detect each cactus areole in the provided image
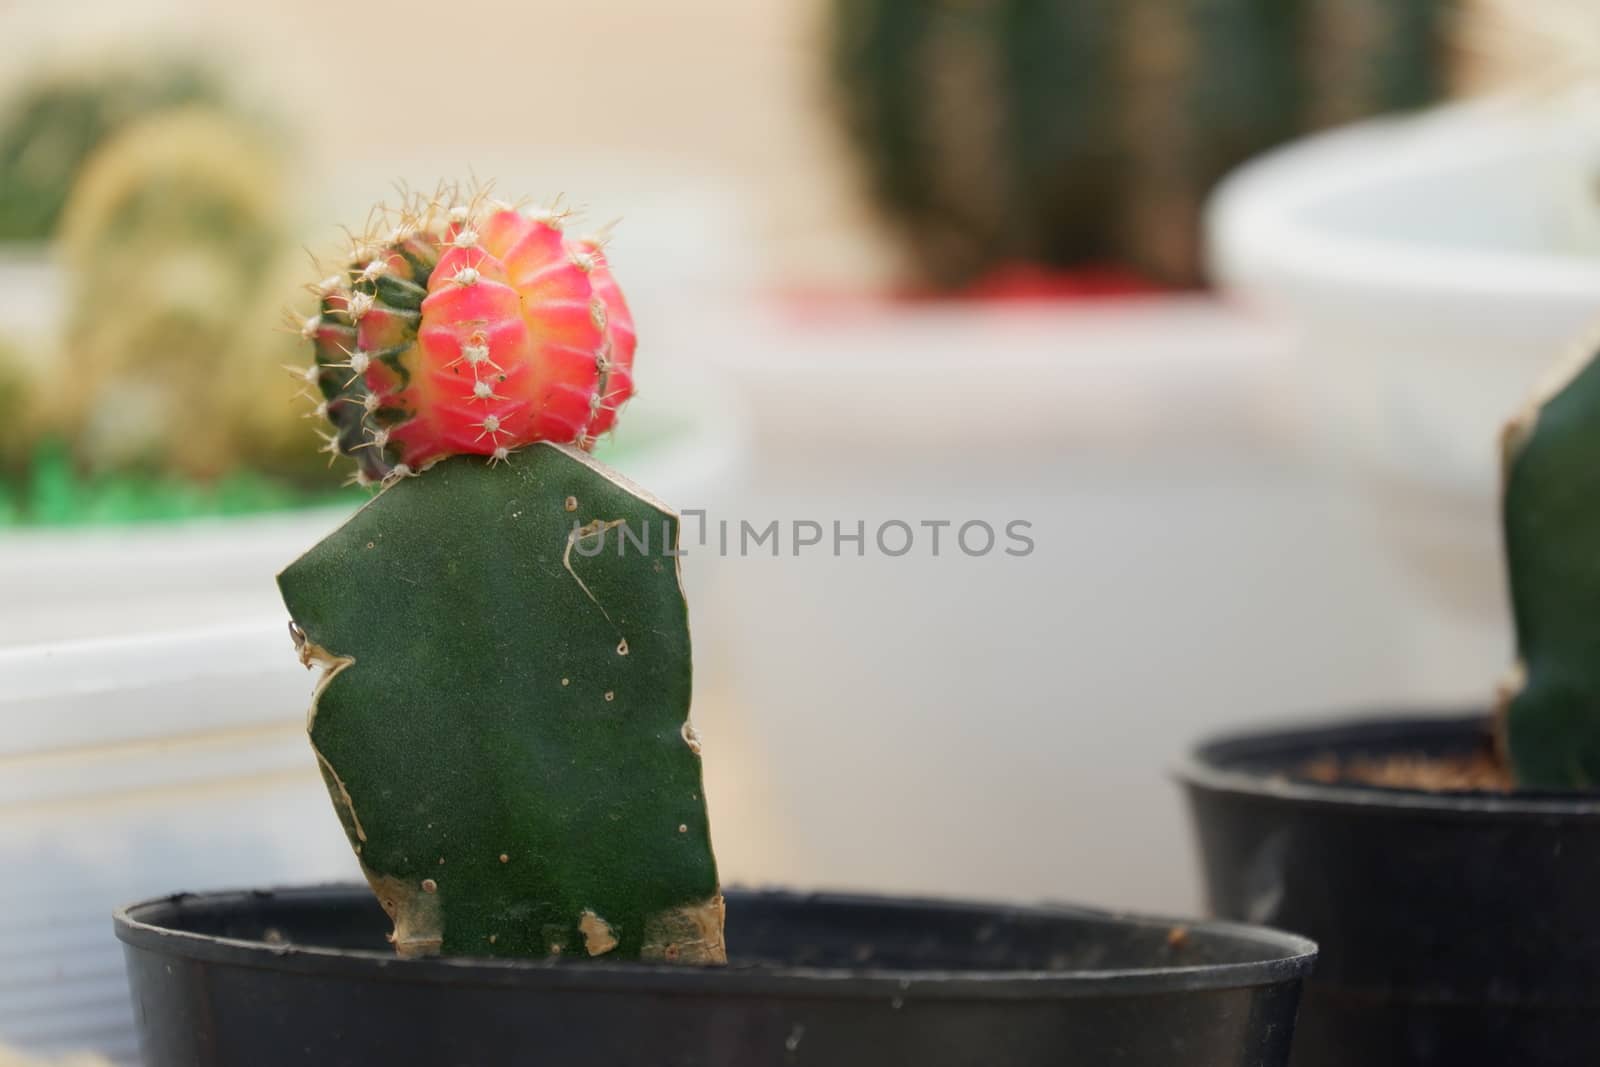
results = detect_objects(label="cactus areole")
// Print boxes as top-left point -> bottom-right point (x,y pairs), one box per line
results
278,188 -> 723,963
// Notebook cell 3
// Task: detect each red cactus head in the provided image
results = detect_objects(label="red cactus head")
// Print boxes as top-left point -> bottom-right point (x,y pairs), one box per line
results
300,188 -> 636,484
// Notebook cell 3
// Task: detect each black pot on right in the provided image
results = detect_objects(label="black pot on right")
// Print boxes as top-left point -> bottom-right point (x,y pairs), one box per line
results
1181,712 -> 1600,1067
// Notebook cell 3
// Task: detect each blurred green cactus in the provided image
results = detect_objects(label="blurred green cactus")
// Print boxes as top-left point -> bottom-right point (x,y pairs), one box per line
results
53,106 -> 317,483
0,55 -> 226,242
829,0 -> 1449,288
0,341 -> 39,476
1500,344 -> 1600,788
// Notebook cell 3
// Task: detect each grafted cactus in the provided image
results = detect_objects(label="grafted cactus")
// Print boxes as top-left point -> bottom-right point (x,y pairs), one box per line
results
280,188 -> 722,962
299,189 -> 635,487
1500,344 -> 1600,788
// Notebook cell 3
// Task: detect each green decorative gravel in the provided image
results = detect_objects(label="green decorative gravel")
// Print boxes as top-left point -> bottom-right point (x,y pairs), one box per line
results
0,423 -> 675,528
0,443 -> 352,526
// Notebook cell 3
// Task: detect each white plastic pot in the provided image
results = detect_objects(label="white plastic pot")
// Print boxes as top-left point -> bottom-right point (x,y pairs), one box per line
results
1207,96 -> 1600,689
3,381 -> 744,648
0,242 -> 64,358
0,621 -> 352,1064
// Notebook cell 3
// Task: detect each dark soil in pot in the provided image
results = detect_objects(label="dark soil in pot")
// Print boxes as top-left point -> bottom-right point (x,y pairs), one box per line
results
116,885 -> 1314,1066
1182,712 -> 1600,1067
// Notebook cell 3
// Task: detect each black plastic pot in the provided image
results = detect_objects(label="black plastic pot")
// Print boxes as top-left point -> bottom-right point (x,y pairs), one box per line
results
1182,713 -> 1600,1067
116,885 -> 1313,1066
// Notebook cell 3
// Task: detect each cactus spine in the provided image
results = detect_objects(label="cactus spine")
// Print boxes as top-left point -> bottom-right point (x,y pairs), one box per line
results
280,189 -> 720,962
1499,343 -> 1600,788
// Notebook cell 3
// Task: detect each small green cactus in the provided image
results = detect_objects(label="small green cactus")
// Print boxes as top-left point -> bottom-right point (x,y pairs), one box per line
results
55,106 -> 303,481
1499,343 -> 1600,788
279,189 -> 722,962
0,54 -> 225,242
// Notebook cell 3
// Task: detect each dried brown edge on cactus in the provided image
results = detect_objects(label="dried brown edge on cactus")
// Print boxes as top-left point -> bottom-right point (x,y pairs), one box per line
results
313,748 -> 368,843
367,871 -> 444,959
294,620 -> 438,959
1501,325 -> 1600,469
578,910 -> 619,957
290,620 -> 354,731
641,894 -> 727,965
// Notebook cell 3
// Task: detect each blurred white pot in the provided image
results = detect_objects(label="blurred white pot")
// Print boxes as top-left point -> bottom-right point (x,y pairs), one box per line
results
1207,96 -> 1600,687
0,243 -> 64,357
0,621 -> 350,1063
2,380 -> 744,647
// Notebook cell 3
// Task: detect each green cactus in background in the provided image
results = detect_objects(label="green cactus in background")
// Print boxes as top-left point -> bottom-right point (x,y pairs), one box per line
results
1116,0 -> 1303,283
829,0 -> 1450,288
0,55 -> 226,242
0,341 -> 39,477
831,0 -> 1123,288
1301,0 -> 1446,131
53,106 -> 314,482
1499,344 -> 1600,787
278,188 -> 723,962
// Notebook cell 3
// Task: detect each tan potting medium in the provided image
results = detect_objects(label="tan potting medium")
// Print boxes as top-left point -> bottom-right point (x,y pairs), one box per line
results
1298,748 -> 1514,793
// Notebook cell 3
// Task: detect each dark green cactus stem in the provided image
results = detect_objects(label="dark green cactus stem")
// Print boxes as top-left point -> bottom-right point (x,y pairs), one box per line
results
1501,346 -> 1600,788
278,445 -> 724,960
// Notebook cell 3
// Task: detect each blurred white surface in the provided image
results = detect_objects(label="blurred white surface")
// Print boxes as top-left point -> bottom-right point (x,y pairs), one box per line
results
1208,96 -> 1600,692
689,296 -> 1497,917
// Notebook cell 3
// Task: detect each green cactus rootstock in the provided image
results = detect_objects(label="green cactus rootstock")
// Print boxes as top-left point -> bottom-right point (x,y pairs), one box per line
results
278,445 -> 724,962
1501,345 -> 1600,788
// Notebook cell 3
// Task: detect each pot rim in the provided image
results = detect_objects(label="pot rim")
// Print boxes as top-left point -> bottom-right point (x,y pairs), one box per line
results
114,885 -> 1315,1000
1178,711 -> 1600,819
1206,96 -> 1600,324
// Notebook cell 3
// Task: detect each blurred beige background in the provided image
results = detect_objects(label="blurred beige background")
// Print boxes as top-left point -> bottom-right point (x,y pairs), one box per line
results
0,0 -> 895,288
